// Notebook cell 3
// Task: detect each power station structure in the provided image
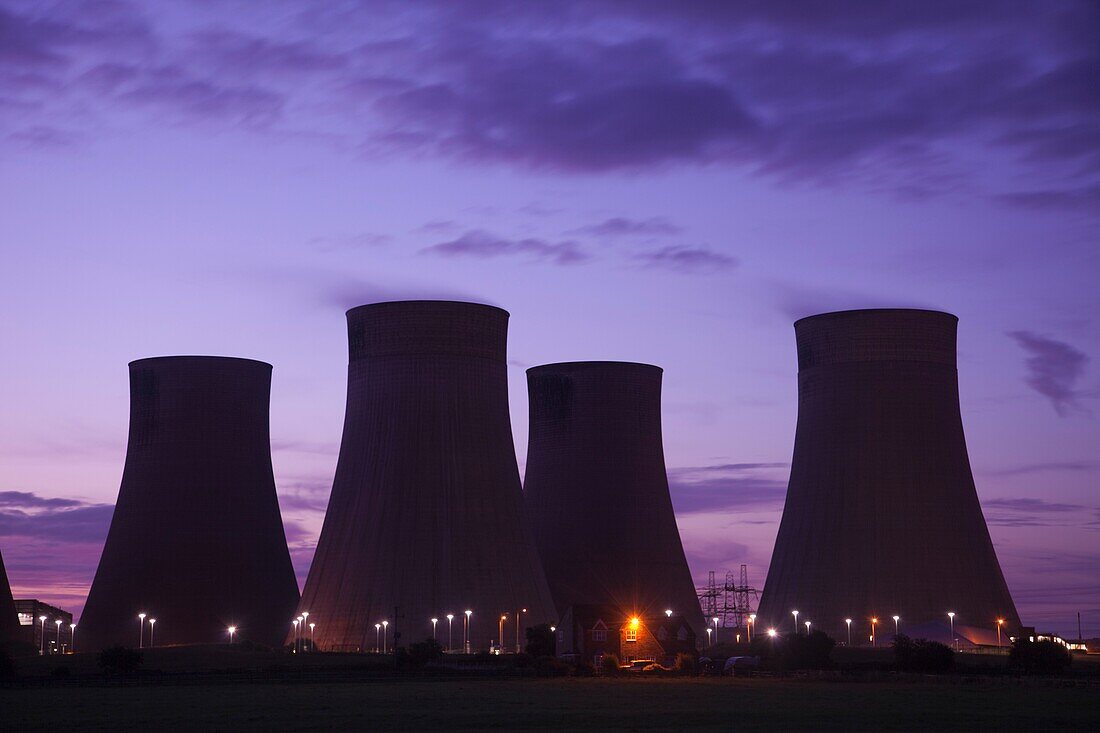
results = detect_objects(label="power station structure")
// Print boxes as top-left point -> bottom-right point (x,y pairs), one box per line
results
297,301 -> 556,651
523,361 -> 706,636
0,546 -> 18,642
757,309 -> 1021,641
79,356 -> 300,650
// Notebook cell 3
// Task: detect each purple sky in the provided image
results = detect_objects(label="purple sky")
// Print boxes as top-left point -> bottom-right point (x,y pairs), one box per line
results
1,1 -> 1097,637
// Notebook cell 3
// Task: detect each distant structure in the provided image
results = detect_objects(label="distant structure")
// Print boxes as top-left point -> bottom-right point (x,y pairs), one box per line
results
80,357 -> 300,650
758,309 -> 1021,641
524,362 -> 705,637
13,600 -> 73,654
556,605 -> 697,668
297,301 -> 556,651
0,547 -> 18,643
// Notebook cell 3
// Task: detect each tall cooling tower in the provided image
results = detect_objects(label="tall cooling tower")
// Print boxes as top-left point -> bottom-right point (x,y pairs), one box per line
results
758,309 -> 1020,640
80,356 -> 299,650
297,301 -> 555,651
0,547 -> 18,642
523,362 -> 706,635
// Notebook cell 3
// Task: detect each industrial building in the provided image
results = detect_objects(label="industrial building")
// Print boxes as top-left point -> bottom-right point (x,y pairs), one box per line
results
0,547 -> 17,643
524,362 -> 706,637
14,600 -> 73,654
79,356 -> 300,650
757,309 -> 1021,642
296,301 -> 556,652
557,605 -> 697,669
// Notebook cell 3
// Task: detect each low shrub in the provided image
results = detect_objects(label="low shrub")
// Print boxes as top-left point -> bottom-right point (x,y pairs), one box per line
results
532,656 -> 571,677
893,634 -> 955,674
600,653 -> 622,676
673,653 -> 697,676
1010,639 -> 1072,675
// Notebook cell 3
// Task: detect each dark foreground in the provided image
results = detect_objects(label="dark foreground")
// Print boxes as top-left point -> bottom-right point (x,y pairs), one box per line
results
2,676 -> 1097,732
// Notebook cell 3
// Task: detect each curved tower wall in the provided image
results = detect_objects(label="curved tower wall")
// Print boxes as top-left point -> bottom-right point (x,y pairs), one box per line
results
0,547 -> 18,643
297,301 -> 556,651
80,356 -> 300,650
523,362 -> 706,636
757,309 -> 1020,639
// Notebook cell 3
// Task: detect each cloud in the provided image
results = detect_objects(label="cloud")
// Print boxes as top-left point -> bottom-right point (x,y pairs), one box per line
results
981,496 -> 1096,528
668,463 -> 789,515
188,29 -> 348,74
0,491 -> 83,509
636,245 -> 738,273
1008,331 -> 1090,416
772,283 -> 934,322
982,461 -> 1097,477
568,217 -> 682,238
116,65 -> 285,126
422,229 -> 587,265
307,233 -> 392,251
0,492 -> 113,544
997,183 -> 1100,213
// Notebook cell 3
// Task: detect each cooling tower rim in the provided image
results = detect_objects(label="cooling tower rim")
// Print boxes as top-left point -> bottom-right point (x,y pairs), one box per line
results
345,300 -> 509,318
793,307 -> 958,328
128,355 -> 273,370
527,360 -> 663,375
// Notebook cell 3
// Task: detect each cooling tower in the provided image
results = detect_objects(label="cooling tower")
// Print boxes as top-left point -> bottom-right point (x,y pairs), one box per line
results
757,309 -> 1020,640
79,356 -> 299,650
0,546 -> 18,643
523,362 -> 706,636
297,301 -> 555,651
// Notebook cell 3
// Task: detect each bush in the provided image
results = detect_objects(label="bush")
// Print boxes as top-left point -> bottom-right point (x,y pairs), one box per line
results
532,655 -> 571,677
406,637 -> 444,668
893,634 -> 955,674
572,661 -> 596,677
673,652 -> 697,676
600,653 -> 622,676
98,645 -> 143,675
1010,639 -> 1072,675
525,623 -> 556,658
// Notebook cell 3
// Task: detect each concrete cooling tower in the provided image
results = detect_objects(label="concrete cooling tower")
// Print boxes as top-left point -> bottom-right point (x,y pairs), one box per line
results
80,356 -> 300,650
0,547 -> 18,643
757,309 -> 1020,641
297,301 -> 556,651
523,362 -> 706,636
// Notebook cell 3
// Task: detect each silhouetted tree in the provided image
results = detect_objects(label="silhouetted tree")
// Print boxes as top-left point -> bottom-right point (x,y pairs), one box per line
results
600,652 -> 622,675
1010,639 -> 1072,675
893,634 -> 955,673
525,623 -> 555,658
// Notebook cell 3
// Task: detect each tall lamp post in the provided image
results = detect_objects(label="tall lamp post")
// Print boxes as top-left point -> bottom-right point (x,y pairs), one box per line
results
748,614 -> 755,643
446,614 -> 454,652
706,628 -> 712,646
996,619 -> 1004,648
516,609 -> 526,653
301,611 -> 309,649
431,617 -> 438,640
55,619 -> 62,653
382,620 -> 389,654
464,610 -> 472,654
293,619 -> 300,653
804,620 -> 811,635
228,626 -> 236,644
375,623 -> 381,653
38,615 -> 47,655
148,619 -> 156,648
792,610 -> 799,634
713,617 -> 720,644
70,623 -> 77,654
845,618 -> 852,646
947,612 -> 956,651
871,617 -> 878,647
138,613 -> 147,649
309,623 -> 315,651
498,614 -> 507,653
893,615 -> 900,638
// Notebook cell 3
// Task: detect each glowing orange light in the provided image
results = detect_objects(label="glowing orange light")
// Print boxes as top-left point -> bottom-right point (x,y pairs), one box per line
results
629,617 -> 640,628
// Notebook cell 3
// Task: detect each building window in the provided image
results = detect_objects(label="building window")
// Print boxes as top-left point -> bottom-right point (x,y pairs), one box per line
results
626,628 -> 638,642
592,629 -> 606,641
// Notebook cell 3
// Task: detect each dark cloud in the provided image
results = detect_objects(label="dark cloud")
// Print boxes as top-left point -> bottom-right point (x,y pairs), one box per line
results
116,65 -> 285,126
982,496 -> 1096,528
0,491 -> 83,509
668,463 -> 789,515
567,217 -> 682,238
422,230 -> 587,265
1008,331 -> 1090,416
6,124 -> 80,148
188,29 -> 348,74
636,246 -> 737,273
983,497 -> 1086,513
0,494 -> 113,544
997,183 -> 1100,213
983,461 -> 1096,477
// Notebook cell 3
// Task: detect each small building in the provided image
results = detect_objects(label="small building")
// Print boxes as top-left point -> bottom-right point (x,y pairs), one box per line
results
15,599 -> 74,654
557,605 -> 697,669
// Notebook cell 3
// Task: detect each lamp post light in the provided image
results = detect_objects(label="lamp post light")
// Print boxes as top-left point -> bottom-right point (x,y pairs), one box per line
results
464,610 -> 472,653
665,609 -> 673,618
70,623 -> 77,654
516,608 -> 526,653
309,623 -> 315,651
382,620 -> 389,654
38,615 -> 46,655
148,619 -> 156,648
431,617 -> 438,640
893,615 -> 900,638
871,617 -> 878,647
296,616 -> 304,653
947,612 -> 956,651
446,614 -> 454,652
805,620 -> 811,634
55,619 -> 62,652
792,610 -> 799,633
713,617 -> 720,644
375,623 -> 381,653
138,613 -> 147,649
706,628 -> 713,646
293,619 -> 300,654
301,611 -> 309,649
845,619 -> 852,646
498,614 -> 507,653
767,628 -> 777,639
748,614 -> 756,643
228,626 -> 236,644
996,619 -> 1004,648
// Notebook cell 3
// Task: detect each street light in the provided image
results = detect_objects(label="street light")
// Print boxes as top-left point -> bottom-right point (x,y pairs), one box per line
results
713,617 -> 720,644
767,628 -> 777,638
805,620 -> 811,634
228,626 -> 236,644
893,615 -> 900,638
871,617 -> 878,647
293,619 -> 300,654
70,623 -> 77,654
55,619 -> 62,652
748,614 -> 756,643
665,609 -> 673,618
792,610 -> 799,633
845,619 -> 852,646
296,616 -> 304,653
375,623 -> 381,653
38,615 -> 47,655
464,610 -> 472,653
499,614 -> 507,653
947,612 -> 956,651
706,628 -> 713,646
431,617 -> 438,639
148,619 -> 156,648
516,608 -> 526,653
996,618 -> 1004,647
446,614 -> 454,652
138,613 -> 147,649
382,620 -> 389,654
309,622 -> 315,651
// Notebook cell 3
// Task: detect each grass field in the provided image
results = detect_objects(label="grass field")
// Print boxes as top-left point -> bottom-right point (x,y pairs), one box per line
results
2,676 -> 1097,732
